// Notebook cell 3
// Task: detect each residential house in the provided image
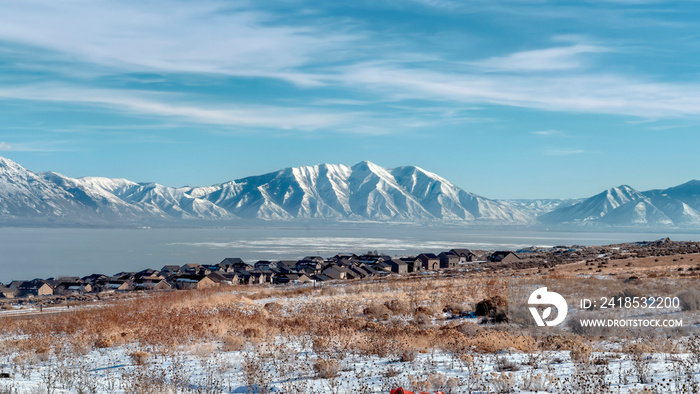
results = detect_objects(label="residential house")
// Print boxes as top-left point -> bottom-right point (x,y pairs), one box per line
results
387,259 -> 408,274
417,253 -> 440,271
488,251 -> 521,263
100,280 -> 134,292
0,286 -> 16,299
322,264 -> 349,280
18,280 -> 54,297
399,256 -> 422,273
219,258 -> 252,272
112,272 -> 137,281
173,275 -> 217,290
135,279 -> 171,291
275,273 -> 312,284
275,260 -> 298,272
160,265 -> 182,275
372,261 -> 392,272
206,272 -> 232,286
449,249 -> 476,263
81,274 -> 108,285
438,252 -> 459,269
312,273 -> 333,282
254,260 -> 274,270
181,263 -> 207,275
54,282 -> 92,296
55,276 -> 80,283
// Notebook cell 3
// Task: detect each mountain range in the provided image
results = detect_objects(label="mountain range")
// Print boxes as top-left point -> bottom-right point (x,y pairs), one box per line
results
1,156 -> 699,227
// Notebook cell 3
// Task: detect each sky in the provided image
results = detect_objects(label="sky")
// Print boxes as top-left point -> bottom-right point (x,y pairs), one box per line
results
0,0 -> 699,199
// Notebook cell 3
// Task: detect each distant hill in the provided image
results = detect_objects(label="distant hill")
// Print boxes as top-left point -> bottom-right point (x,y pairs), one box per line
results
539,183 -> 700,226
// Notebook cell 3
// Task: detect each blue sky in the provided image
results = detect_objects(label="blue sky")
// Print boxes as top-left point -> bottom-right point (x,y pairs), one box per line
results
1,0 -> 699,199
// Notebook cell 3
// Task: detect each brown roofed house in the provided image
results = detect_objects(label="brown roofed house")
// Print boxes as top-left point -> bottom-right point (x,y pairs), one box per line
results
18,280 -> 54,297
173,275 -> 217,290
0,286 -> 16,299
488,251 -> 521,263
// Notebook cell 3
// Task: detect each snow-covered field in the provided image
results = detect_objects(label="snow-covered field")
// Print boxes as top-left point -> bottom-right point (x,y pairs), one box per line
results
1,275 -> 698,394
0,338 -> 698,393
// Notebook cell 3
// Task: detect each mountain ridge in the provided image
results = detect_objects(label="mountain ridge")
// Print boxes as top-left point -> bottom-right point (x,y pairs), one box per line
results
0,156 -> 528,225
1,155 -> 700,227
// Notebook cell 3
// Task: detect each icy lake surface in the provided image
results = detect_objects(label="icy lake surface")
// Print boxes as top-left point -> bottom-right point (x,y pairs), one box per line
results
2,223 -> 700,281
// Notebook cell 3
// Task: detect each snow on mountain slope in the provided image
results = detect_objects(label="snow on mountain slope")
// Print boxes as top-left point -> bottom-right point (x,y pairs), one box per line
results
539,184 -> 700,226
599,200 -> 673,225
0,157 -> 81,219
644,193 -> 700,225
650,180 -> 700,212
39,172 -> 144,219
0,157 -> 232,223
4,155 -> 700,226
193,161 -> 529,222
539,185 -> 647,224
115,182 -> 232,219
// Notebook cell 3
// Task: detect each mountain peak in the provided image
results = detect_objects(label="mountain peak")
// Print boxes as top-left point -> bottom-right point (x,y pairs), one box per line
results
351,160 -> 380,170
0,156 -> 23,171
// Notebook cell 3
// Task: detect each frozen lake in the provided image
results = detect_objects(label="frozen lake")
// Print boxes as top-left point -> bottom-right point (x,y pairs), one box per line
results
2,223 -> 700,282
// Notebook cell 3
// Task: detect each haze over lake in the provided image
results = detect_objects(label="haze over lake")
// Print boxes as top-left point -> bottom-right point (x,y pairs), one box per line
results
2,224 -> 700,282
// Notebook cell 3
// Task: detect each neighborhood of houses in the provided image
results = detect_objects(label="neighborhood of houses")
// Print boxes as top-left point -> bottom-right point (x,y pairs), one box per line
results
0,249 -> 523,300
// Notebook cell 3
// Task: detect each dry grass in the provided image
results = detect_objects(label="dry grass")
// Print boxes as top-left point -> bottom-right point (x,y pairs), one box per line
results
552,252 -> 700,278
0,267 -> 696,393
0,274 -> 533,362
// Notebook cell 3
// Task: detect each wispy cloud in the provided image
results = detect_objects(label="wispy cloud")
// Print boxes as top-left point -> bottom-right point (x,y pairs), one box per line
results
1,0 -> 699,133
0,84 -> 351,131
0,142 -> 13,151
470,44 -> 610,72
0,83 -> 450,135
334,62 -> 700,118
0,0 -> 359,86
543,148 -> 586,156
533,130 -> 563,136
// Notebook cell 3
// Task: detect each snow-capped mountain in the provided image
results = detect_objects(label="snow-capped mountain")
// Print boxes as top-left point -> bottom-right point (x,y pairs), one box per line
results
0,157 -> 232,224
189,161 -> 530,222
3,155 -> 700,227
0,157 -> 528,224
0,157 -> 88,220
539,184 -> 700,226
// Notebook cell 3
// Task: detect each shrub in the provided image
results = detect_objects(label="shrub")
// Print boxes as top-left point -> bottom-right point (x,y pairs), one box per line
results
363,303 -> 391,320
495,356 -> 521,372
385,299 -> 410,314
489,372 -> 515,393
129,350 -> 150,365
474,296 -> 508,323
94,337 -> 114,349
313,358 -> 339,379
263,302 -> 282,313
678,288 -> 700,311
570,343 -> 592,363
399,350 -> 417,362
